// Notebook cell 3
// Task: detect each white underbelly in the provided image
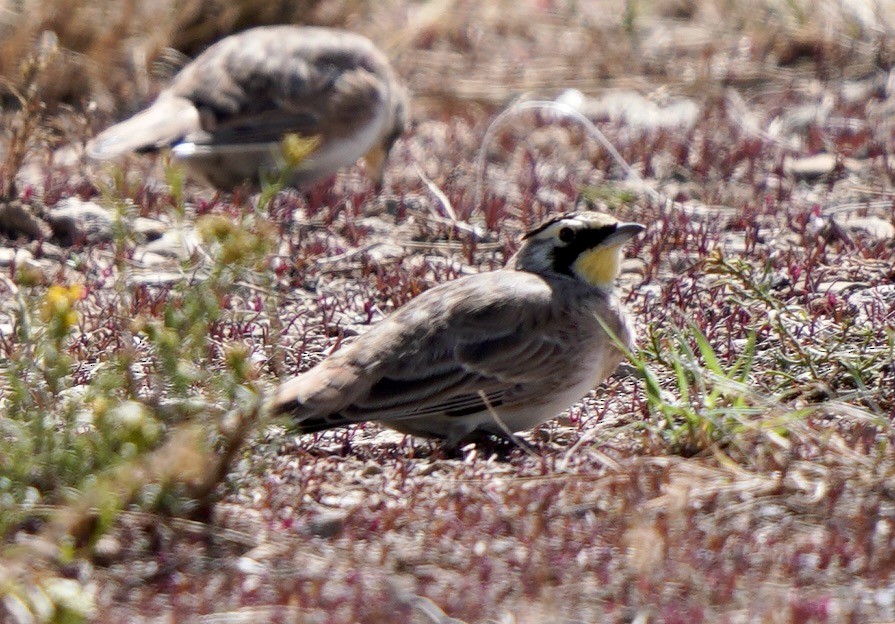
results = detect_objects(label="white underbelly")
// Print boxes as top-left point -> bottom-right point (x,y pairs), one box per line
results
170,101 -> 389,186
298,104 -> 388,175
501,351 -> 622,432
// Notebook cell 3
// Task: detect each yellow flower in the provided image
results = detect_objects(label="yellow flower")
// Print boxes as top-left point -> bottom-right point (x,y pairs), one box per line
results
196,214 -> 236,244
196,215 -> 274,267
40,283 -> 85,331
280,133 -> 320,168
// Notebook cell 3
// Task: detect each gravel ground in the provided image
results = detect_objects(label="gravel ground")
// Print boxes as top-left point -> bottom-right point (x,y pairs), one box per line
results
2,1 -> 895,622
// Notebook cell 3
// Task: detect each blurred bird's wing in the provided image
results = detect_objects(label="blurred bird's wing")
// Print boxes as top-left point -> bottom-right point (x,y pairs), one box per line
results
165,27 -> 389,148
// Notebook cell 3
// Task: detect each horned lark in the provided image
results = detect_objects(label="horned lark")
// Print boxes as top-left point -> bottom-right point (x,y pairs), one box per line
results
271,211 -> 644,448
86,26 -> 408,190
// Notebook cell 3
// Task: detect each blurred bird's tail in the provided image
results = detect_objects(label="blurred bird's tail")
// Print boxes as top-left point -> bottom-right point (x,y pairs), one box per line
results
86,96 -> 201,159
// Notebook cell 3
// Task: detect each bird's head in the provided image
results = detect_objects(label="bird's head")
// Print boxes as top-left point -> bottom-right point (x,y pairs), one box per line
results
511,211 -> 645,288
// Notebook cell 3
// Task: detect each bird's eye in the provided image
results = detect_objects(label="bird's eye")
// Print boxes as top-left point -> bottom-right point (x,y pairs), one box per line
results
558,227 -> 576,243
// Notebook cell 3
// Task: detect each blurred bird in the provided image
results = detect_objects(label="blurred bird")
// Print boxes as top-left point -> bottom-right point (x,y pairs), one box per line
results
86,26 -> 409,191
270,211 -> 644,449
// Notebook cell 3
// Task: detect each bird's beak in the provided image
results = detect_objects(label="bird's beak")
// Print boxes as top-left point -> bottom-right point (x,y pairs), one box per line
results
607,222 -> 645,245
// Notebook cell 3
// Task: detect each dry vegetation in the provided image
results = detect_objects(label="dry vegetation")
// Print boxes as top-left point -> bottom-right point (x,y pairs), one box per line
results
1,0 -> 895,622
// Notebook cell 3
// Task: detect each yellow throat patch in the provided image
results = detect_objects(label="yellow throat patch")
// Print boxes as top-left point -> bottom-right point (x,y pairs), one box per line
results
572,243 -> 623,287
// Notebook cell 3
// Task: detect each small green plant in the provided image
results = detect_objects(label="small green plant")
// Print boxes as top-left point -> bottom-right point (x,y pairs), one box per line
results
633,322 -> 775,456
619,243 -> 893,460
0,164 -> 277,619
623,0 -> 638,37
578,184 -> 640,211
0,31 -> 58,198
256,132 -> 321,212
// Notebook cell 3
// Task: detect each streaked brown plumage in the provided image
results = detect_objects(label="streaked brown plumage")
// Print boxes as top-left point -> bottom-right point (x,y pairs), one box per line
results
270,212 -> 644,449
87,26 -> 408,190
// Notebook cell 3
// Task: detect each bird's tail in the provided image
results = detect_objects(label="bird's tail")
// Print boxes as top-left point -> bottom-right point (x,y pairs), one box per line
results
86,96 -> 201,159
293,416 -> 352,435
268,397 -> 355,435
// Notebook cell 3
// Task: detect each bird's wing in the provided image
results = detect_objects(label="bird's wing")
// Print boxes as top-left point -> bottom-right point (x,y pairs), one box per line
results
345,332 -> 573,422
271,272 -> 584,431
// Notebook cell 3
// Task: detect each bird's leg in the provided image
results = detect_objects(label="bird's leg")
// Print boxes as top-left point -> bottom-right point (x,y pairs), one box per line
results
442,429 -> 540,460
364,145 -> 388,194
